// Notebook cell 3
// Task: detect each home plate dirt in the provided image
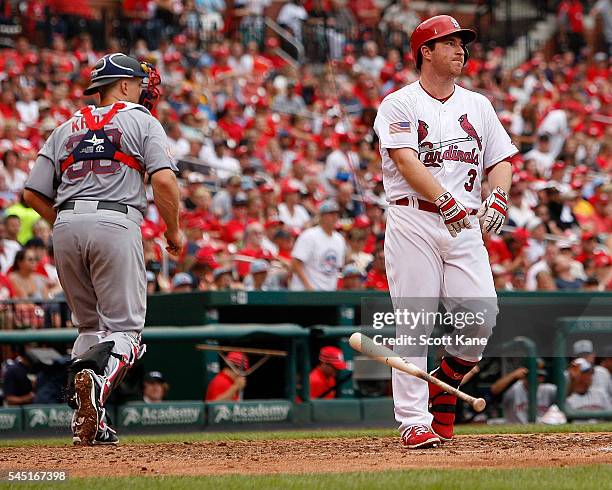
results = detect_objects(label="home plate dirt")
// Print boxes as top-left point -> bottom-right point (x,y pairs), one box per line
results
1,433 -> 611,477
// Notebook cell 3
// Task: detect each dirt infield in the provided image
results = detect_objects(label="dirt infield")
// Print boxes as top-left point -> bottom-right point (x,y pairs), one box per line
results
1,432 -> 611,477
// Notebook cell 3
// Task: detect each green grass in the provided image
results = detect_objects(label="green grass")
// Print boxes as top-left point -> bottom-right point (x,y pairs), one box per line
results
2,466 -> 611,490
1,422 -> 611,448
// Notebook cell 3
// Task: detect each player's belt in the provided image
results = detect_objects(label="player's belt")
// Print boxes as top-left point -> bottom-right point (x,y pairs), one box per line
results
393,197 -> 478,215
59,201 -> 129,214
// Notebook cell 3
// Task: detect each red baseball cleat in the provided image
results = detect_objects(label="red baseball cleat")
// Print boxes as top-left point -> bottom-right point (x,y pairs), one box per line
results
401,425 -> 441,449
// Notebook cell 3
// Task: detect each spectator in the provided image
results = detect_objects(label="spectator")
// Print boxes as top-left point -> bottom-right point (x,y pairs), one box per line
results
566,358 -> 612,412
594,345 -> 612,398
537,108 -> 569,160
339,263 -> 364,290
172,272 -> 195,292
143,371 -> 169,403
9,249 -> 48,300
212,265 -> 235,290
4,194 -> 40,244
490,360 -> 557,423
346,227 -> 372,273
212,175 -> 243,221
356,41 -> 385,79
558,0 -> 585,55
379,0 -> 420,38
146,270 -> 158,294
0,215 -> 21,273
2,351 -> 34,405
290,200 -> 346,291
524,219 -> 547,264
309,346 -> 347,399
364,246 -> 388,291
278,180 -> 310,229
524,134 -> 555,178
205,351 -> 248,401
201,140 -> 241,181
552,255 -> 584,290
591,0 -> 612,56
526,242 -> 559,291
271,81 -> 306,115
1,150 -> 28,196
277,0 -> 308,42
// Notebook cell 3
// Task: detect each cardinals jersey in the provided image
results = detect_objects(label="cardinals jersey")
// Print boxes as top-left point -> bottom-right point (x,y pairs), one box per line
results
374,82 -> 518,209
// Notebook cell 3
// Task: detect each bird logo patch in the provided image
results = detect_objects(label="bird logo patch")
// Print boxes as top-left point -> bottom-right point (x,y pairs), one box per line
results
458,114 -> 482,151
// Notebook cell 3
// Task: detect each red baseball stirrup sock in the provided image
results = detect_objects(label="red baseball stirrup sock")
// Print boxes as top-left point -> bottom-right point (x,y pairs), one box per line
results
429,355 -> 477,440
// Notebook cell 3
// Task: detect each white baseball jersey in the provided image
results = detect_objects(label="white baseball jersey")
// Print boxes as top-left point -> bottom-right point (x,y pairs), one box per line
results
289,226 -> 346,291
374,82 -> 518,208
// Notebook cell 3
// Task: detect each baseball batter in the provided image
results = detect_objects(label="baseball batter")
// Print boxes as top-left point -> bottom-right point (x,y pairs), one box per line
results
373,16 -> 517,448
24,53 -> 184,445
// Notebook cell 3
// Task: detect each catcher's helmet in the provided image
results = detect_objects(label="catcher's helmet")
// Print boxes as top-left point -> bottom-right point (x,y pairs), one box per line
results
410,15 -> 476,70
83,53 -> 149,96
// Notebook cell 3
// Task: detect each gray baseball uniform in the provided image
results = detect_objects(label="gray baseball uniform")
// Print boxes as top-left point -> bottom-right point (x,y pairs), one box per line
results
25,102 -> 177,353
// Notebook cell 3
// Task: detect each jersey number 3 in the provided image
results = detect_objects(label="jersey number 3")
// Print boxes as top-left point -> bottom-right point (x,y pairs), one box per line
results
464,169 -> 477,192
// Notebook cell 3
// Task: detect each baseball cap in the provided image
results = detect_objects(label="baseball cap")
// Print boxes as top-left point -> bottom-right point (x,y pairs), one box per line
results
342,263 -> 362,278
172,272 -> 194,289
250,259 -> 270,274
226,351 -> 249,370
581,231 -> 597,241
232,192 -> 248,206
570,358 -> 593,373
144,371 -> 165,383
319,200 -> 340,214
213,265 -> 233,280
353,215 -> 371,229
572,339 -> 593,357
319,346 -> 347,370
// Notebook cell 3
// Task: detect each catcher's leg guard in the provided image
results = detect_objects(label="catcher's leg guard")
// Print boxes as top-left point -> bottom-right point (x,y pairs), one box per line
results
98,331 -> 144,405
428,355 -> 477,441
66,341 -> 115,409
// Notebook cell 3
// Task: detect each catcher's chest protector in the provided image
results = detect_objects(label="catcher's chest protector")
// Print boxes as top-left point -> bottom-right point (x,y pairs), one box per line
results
59,102 -> 144,175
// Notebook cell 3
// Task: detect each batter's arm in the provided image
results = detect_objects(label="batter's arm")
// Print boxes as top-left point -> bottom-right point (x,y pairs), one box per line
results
485,161 -> 512,194
23,189 -> 57,226
388,148 -> 446,201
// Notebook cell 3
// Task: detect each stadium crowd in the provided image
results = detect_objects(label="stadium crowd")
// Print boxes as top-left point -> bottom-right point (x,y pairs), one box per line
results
0,0 -> 609,304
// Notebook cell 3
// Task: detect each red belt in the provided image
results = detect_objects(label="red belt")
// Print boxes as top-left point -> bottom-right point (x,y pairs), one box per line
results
393,197 -> 478,215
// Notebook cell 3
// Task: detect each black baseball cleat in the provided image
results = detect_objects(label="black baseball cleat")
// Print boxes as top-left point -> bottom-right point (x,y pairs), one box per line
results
72,369 -> 103,446
93,425 -> 119,445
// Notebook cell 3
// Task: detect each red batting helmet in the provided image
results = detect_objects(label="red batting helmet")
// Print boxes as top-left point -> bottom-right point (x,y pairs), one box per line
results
410,15 -> 477,70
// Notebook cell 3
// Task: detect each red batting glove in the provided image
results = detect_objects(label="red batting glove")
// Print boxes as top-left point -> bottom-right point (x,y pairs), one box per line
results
476,186 -> 508,234
435,191 -> 472,238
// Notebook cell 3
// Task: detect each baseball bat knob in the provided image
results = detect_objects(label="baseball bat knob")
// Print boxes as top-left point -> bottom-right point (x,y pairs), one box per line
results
473,398 -> 486,412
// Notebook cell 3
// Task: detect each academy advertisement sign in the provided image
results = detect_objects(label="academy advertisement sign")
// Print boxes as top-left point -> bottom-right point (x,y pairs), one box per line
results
208,401 -> 291,425
24,406 -> 73,430
0,408 -> 21,432
118,402 -> 205,428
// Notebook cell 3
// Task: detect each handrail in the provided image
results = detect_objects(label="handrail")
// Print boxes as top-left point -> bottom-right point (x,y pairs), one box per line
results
264,17 -> 305,65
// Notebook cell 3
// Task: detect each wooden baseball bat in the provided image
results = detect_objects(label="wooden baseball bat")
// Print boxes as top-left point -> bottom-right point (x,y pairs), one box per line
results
349,332 -> 486,412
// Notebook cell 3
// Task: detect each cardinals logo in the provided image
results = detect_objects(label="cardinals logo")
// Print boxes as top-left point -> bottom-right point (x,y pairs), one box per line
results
417,120 -> 429,145
458,114 -> 482,151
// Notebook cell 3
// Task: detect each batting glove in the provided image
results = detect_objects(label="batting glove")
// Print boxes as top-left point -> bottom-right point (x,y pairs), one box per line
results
435,191 -> 472,238
477,186 -> 508,235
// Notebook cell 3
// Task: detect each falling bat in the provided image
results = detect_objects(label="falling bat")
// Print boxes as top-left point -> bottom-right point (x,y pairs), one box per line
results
349,332 -> 486,412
